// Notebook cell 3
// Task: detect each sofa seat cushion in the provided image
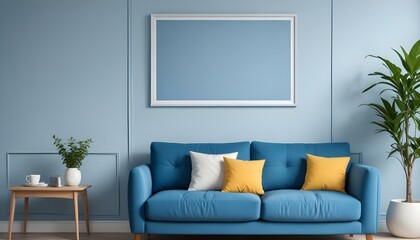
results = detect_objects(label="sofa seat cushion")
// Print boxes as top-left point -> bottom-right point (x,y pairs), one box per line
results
146,190 -> 261,222
261,190 -> 361,222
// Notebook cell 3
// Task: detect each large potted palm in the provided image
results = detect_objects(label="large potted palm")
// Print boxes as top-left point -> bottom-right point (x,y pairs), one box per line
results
363,39 -> 420,238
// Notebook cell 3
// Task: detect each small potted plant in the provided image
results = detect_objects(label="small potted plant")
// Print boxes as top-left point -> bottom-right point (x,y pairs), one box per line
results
53,135 -> 93,186
363,39 -> 420,238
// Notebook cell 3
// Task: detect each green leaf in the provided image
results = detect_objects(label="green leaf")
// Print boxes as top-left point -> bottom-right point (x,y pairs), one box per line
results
409,39 -> 420,59
393,48 -> 411,73
52,135 -> 93,169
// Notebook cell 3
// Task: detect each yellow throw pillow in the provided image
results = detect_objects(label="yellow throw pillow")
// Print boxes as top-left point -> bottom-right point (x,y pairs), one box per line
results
222,157 -> 265,195
301,154 -> 350,192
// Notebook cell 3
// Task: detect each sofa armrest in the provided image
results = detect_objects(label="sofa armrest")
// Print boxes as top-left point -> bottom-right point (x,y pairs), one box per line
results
347,163 -> 381,233
128,164 -> 152,234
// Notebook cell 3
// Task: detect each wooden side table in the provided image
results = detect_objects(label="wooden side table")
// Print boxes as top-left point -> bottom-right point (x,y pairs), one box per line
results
8,185 -> 91,240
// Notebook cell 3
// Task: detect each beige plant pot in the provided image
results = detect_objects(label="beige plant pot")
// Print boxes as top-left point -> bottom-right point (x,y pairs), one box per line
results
386,199 -> 420,238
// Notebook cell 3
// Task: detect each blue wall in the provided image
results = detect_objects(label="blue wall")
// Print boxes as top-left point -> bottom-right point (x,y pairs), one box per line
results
332,0 -> 420,218
0,0 -> 419,221
0,0 -> 128,220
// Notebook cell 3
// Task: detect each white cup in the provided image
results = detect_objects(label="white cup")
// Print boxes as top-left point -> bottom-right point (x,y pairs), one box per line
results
26,174 -> 41,185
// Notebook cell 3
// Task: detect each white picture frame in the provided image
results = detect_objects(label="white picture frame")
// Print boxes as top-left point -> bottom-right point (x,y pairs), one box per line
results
151,14 -> 296,107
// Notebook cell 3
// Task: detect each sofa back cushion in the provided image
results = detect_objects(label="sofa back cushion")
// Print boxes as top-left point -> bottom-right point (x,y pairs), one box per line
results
251,141 -> 350,191
151,142 -> 250,193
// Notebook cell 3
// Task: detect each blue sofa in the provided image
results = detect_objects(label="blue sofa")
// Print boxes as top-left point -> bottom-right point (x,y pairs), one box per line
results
128,142 -> 380,240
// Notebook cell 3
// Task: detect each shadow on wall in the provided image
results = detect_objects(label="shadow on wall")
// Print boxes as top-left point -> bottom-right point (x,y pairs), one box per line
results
130,152 -> 151,168
334,71 -> 376,152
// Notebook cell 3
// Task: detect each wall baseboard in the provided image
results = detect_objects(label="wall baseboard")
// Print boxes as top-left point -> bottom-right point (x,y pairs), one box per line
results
0,221 -> 130,233
379,220 -> 388,233
1,220 -> 388,234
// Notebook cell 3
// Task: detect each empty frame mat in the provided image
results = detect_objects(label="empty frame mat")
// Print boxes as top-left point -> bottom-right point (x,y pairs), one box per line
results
151,14 -> 295,106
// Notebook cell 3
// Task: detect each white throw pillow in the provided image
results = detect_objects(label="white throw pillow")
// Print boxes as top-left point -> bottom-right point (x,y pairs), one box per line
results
188,151 -> 238,191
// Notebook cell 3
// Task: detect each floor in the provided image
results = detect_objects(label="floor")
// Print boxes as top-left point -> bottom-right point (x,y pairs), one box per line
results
0,233 -> 415,240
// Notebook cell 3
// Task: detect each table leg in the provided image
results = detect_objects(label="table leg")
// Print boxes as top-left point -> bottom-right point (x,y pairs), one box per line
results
8,191 -> 16,240
82,190 -> 90,235
24,197 -> 29,233
73,192 -> 79,240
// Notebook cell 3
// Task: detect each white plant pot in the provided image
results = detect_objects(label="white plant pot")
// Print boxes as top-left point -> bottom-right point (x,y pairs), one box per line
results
386,199 -> 420,238
64,168 -> 81,186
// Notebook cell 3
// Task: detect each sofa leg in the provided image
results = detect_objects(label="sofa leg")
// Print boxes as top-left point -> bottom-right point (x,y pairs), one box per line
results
134,234 -> 141,240
365,234 -> 373,240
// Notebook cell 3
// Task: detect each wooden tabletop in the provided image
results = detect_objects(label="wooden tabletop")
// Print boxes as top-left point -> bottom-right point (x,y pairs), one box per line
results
9,185 -> 91,191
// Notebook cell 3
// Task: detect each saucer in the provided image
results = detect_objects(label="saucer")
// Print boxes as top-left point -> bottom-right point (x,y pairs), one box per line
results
25,182 -> 48,187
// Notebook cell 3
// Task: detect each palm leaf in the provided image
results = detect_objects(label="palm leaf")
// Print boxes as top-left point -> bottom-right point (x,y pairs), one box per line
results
393,48 -> 411,73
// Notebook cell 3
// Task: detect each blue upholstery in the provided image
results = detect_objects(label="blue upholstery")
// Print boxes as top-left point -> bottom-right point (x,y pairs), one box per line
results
261,190 -> 361,222
251,141 -> 350,191
347,164 -> 381,233
146,190 -> 260,221
128,165 -> 152,233
128,141 -> 380,236
145,221 -> 362,235
151,142 -> 250,192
